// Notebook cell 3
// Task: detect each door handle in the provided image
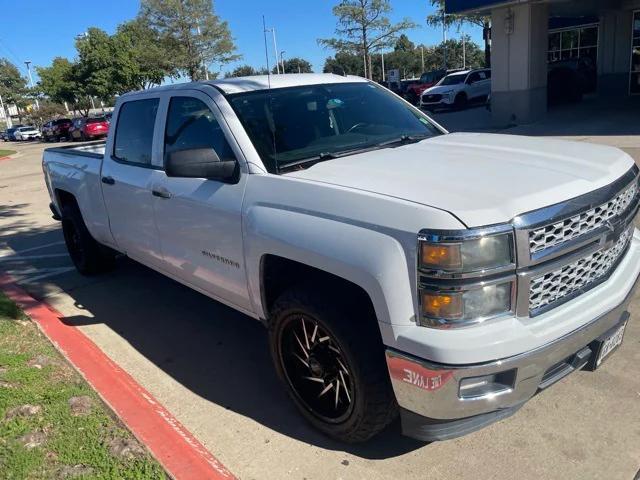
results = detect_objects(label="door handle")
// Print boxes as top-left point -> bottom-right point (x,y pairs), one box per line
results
101,176 -> 115,185
152,189 -> 172,199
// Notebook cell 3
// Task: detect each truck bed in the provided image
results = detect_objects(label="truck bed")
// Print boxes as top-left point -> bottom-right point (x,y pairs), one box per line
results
44,141 -> 106,159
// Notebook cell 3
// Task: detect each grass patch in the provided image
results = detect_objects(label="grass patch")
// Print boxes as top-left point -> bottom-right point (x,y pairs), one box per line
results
0,149 -> 16,157
0,292 -> 167,479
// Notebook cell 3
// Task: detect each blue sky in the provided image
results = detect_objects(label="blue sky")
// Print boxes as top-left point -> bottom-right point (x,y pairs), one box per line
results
0,0 -> 483,82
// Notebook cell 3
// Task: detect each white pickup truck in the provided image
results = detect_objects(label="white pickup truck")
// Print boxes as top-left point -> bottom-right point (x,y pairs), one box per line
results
42,74 -> 639,443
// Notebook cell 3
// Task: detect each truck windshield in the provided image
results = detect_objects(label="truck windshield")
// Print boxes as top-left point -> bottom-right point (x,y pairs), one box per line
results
228,82 -> 442,173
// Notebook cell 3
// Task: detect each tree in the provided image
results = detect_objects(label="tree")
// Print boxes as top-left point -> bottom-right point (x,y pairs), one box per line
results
226,65 -> 269,78
112,18 -> 179,90
323,51 -> 364,77
74,28 -> 119,102
427,0 -> 491,67
273,57 -> 313,74
0,59 -> 29,119
140,0 -> 240,81
318,0 -> 416,79
36,57 -> 77,106
24,101 -> 68,127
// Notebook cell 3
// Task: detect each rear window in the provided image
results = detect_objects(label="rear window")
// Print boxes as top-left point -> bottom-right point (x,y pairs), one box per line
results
87,117 -> 106,124
55,119 -> 71,124
113,99 -> 159,166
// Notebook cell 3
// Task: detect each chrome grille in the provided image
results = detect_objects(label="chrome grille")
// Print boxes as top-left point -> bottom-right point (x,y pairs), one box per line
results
529,180 -> 639,255
529,227 -> 634,313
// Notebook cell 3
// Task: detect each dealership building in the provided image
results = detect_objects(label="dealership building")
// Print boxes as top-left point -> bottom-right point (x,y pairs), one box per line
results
446,0 -> 640,124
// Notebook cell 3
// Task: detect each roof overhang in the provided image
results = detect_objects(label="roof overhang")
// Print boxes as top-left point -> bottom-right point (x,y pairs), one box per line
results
445,0 -> 533,15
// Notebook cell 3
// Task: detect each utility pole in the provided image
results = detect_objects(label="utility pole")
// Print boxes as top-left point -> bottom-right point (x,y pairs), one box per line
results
0,94 -> 11,128
24,61 -> 39,110
362,50 -> 367,79
381,52 -> 385,82
280,51 -> 286,74
421,46 -> 425,72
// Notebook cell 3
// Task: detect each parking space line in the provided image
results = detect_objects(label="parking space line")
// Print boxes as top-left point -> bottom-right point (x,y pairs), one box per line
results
0,272 -> 236,480
0,241 -> 66,257
0,254 -> 70,262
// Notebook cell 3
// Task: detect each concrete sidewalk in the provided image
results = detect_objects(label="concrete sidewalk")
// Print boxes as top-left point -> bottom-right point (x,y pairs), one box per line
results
1,139 -> 639,480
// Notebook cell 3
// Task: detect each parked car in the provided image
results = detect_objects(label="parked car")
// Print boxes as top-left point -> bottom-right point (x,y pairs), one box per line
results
3,125 -> 24,141
420,68 -> 491,110
14,125 -> 41,141
404,69 -> 449,105
0,130 -> 7,141
547,57 -> 597,105
42,118 -> 73,142
43,74 -> 640,444
69,116 -> 110,141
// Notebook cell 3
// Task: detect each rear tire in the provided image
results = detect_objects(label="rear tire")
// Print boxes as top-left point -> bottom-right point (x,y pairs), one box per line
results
269,285 -> 397,443
61,202 -> 115,275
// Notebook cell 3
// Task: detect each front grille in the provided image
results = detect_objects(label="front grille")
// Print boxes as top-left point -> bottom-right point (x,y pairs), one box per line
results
529,226 -> 634,313
422,94 -> 442,103
529,180 -> 639,255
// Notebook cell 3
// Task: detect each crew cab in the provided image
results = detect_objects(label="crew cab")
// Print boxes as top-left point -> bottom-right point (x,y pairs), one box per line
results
421,68 -> 491,110
42,74 -> 640,443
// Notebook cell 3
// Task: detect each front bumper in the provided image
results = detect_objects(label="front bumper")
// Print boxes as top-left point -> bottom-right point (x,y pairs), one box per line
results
386,268 -> 639,441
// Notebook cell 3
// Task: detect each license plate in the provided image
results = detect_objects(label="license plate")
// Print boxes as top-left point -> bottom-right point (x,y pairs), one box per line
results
596,321 -> 627,367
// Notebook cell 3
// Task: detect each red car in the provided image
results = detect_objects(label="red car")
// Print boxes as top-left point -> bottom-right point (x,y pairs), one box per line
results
69,116 -> 110,141
42,118 -> 73,142
405,69 -> 449,105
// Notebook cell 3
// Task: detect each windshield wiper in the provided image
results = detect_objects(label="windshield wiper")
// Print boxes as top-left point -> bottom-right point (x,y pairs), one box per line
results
278,134 -> 432,172
376,134 -> 431,148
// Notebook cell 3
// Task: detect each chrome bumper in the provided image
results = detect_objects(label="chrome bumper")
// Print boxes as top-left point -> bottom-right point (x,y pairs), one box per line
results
386,269 -> 639,424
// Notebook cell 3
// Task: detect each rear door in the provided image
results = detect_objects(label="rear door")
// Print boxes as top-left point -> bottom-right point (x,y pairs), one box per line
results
101,96 -> 165,268
151,89 -> 252,311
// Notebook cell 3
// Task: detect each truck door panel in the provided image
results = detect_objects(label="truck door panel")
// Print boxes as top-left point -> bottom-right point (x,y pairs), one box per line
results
152,92 -> 251,311
101,97 -> 164,267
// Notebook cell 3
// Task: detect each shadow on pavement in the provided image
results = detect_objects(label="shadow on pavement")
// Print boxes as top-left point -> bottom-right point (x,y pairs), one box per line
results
4,223 -> 427,460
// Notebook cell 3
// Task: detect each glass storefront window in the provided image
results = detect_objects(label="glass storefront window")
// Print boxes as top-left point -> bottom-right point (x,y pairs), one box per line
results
632,12 -> 640,95
548,24 -> 598,65
561,30 -> 579,50
580,27 -> 598,47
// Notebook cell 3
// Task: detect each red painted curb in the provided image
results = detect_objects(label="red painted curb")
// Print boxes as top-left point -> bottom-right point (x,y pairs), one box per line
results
0,273 -> 236,480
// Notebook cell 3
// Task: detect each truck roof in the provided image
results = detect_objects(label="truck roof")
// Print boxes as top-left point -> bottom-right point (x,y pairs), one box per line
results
120,73 -> 368,98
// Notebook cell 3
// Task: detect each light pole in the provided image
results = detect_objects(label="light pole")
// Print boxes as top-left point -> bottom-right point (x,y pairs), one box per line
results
381,52 -> 385,82
263,26 -> 280,74
24,61 -> 39,110
195,24 -> 209,80
280,51 -> 286,74
442,10 -> 447,69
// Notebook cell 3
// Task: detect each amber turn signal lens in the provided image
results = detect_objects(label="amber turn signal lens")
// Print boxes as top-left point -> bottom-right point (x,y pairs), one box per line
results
420,243 -> 462,270
421,292 -> 463,320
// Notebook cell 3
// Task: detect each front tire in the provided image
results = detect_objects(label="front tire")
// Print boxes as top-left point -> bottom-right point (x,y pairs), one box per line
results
61,202 -> 115,275
269,286 -> 397,443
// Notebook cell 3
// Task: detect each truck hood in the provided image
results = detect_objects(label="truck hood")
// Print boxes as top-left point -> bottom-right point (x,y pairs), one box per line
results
286,133 -> 635,227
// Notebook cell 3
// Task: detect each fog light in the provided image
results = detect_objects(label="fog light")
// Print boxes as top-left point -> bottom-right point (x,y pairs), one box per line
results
458,370 -> 516,399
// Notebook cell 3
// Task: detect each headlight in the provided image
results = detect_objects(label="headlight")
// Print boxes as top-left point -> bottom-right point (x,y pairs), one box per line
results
417,227 -> 516,328
420,282 -> 514,328
419,232 -> 514,274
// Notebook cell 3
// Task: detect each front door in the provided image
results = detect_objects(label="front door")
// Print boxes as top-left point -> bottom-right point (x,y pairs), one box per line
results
101,97 -> 164,268
152,91 -> 251,311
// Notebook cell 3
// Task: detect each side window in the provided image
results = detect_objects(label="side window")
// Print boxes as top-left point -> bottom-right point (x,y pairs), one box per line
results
113,98 -> 159,166
164,96 -> 235,162
467,72 -> 481,84
484,70 -> 492,79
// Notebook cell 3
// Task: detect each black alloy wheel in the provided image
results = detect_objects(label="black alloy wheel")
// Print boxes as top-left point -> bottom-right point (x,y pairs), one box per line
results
279,315 -> 355,423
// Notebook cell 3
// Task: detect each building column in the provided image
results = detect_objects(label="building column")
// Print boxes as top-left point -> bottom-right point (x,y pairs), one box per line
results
491,3 -> 549,125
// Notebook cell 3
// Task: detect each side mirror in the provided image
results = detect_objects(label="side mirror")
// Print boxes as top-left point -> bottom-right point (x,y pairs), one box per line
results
165,148 -> 237,182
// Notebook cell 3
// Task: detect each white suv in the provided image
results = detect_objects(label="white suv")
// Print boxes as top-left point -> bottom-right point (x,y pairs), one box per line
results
420,69 -> 491,110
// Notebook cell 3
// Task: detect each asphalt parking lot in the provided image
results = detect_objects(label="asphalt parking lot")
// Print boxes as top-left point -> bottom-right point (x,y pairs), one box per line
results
1,136 -> 639,480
